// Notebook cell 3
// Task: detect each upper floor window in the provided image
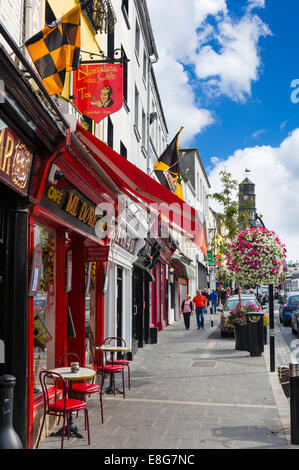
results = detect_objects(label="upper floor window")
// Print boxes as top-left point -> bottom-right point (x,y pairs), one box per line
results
143,51 -> 147,83
135,20 -> 140,58
121,46 -> 128,104
142,109 -> 146,148
120,141 -> 127,159
134,87 -> 139,129
122,0 -> 129,17
107,116 -> 114,149
121,0 -> 130,28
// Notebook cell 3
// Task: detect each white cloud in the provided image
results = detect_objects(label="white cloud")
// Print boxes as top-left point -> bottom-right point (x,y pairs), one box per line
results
252,129 -> 266,139
194,13 -> 271,102
247,0 -> 266,12
208,129 -> 299,260
153,51 -> 214,144
194,0 -> 227,25
148,0 -> 270,142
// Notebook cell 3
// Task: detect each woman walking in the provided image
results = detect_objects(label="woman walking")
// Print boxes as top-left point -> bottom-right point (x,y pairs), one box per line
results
181,295 -> 193,330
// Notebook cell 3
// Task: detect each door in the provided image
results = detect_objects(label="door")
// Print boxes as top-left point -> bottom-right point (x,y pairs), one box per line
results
117,266 -> 123,338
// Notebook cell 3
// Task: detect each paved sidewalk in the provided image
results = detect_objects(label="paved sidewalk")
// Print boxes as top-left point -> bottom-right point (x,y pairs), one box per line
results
39,313 -> 290,450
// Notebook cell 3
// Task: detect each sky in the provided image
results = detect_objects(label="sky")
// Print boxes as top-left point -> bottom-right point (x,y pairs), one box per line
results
147,0 -> 299,261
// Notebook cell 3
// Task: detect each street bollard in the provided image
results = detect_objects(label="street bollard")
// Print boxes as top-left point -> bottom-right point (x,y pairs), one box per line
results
0,375 -> 23,449
290,363 -> 299,445
246,312 -> 264,357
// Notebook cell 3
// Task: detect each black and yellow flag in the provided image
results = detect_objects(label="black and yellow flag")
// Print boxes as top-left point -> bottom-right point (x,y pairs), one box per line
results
25,4 -> 81,96
153,127 -> 184,200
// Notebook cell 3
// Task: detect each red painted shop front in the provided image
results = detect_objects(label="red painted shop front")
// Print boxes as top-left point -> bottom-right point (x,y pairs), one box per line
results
27,147 -> 118,448
151,238 -> 177,332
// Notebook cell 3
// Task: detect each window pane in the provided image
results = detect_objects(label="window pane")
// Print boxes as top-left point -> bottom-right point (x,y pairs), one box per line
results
33,224 -> 56,395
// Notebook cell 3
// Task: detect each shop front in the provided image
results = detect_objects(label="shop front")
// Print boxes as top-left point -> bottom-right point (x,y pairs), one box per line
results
27,149 -> 117,447
104,230 -> 142,357
132,238 -> 158,351
0,41 -> 68,448
151,237 -> 177,333
170,257 -> 189,321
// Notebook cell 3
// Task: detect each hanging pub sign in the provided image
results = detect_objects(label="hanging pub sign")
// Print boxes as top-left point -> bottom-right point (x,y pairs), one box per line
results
73,64 -> 124,123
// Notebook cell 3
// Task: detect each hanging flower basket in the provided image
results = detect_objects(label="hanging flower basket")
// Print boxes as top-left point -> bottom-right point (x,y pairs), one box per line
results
215,265 -> 232,284
226,227 -> 286,286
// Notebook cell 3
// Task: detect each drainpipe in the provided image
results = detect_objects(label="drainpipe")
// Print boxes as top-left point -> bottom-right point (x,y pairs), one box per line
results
24,0 -> 33,61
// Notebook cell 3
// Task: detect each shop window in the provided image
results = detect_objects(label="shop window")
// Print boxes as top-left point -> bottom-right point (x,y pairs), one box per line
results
32,224 -> 56,395
85,262 -> 96,366
170,283 -> 175,309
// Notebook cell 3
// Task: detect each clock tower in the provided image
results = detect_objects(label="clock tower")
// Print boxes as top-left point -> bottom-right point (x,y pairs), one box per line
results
238,171 -> 257,229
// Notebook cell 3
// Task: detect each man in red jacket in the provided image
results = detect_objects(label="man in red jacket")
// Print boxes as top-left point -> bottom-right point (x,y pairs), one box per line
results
192,290 -> 207,330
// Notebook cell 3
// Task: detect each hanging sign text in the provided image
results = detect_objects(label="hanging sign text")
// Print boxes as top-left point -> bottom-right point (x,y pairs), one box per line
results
73,63 -> 124,123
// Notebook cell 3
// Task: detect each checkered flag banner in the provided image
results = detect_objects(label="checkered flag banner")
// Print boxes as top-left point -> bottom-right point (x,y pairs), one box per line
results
25,4 -> 81,96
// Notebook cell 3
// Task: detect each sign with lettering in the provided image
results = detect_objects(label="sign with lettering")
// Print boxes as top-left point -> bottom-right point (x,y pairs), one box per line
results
115,225 -> 137,255
204,251 -> 216,267
0,127 -> 33,196
73,64 -> 123,123
86,245 -> 109,262
41,175 -> 102,237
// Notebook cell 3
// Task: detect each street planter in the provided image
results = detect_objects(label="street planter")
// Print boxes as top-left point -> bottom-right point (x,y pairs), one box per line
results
247,312 -> 264,357
278,367 -> 290,398
234,326 -> 248,351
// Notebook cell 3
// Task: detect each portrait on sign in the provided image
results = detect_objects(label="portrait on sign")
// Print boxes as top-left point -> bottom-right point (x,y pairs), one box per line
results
73,64 -> 123,123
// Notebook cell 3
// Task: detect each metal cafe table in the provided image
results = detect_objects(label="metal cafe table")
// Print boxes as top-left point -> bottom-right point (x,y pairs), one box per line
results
50,366 -> 96,439
98,345 -> 131,394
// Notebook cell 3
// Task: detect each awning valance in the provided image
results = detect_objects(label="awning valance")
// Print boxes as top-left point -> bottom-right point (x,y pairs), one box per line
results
171,258 -> 188,280
72,124 -> 208,258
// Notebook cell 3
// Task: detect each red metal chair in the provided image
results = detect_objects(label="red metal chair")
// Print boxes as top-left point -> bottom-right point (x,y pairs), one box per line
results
58,353 -> 104,423
36,370 -> 90,449
89,331 -> 126,398
103,337 -> 131,390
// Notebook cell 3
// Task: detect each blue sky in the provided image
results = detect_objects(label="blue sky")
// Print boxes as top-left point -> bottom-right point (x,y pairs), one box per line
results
194,0 -> 299,169
148,0 -> 299,260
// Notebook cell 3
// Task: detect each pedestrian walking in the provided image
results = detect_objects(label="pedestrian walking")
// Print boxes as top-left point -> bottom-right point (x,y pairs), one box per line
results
210,289 -> 218,314
220,288 -> 227,305
181,295 -> 193,330
192,290 -> 207,330
202,288 -> 210,313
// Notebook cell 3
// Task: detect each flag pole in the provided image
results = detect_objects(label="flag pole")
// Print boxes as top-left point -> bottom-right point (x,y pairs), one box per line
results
150,126 -> 184,177
81,0 -> 93,10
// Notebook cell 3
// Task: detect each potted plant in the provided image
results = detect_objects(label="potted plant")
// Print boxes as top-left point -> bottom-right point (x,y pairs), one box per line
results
227,302 -> 262,351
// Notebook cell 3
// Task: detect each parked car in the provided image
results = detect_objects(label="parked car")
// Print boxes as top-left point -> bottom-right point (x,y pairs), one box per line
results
218,294 -> 262,337
279,291 -> 299,327
255,288 -> 268,306
291,307 -> 299,335
278,289 -> 285,303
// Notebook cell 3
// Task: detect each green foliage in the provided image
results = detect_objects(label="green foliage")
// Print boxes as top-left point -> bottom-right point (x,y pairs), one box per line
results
209,169 -> 240,255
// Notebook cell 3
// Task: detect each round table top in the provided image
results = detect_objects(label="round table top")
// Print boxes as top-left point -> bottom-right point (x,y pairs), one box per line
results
99,345 -> 132,353
50,367 -> 96,381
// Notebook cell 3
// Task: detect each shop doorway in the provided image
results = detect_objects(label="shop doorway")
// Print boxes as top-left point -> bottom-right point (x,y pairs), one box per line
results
117,266 -> 123,338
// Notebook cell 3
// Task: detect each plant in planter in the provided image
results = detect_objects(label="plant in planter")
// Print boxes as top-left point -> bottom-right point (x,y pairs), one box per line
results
227,302 -> 262,350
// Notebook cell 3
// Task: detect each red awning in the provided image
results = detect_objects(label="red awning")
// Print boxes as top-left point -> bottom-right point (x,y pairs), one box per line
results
73,123 -> 208,257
